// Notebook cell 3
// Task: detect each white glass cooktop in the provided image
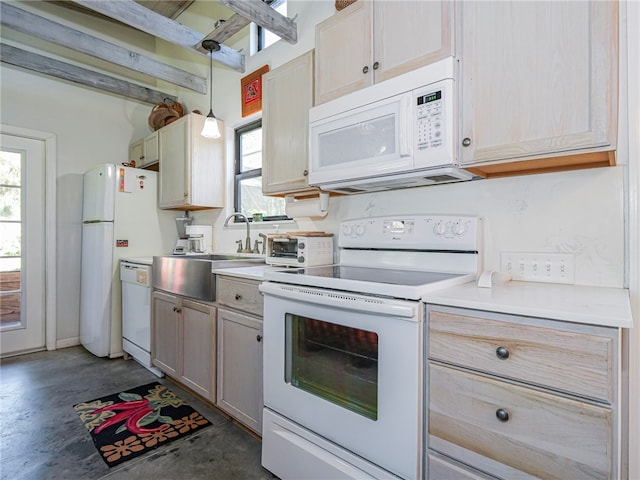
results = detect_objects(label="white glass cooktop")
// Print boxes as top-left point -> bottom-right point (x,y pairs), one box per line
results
264,265 -> 475,301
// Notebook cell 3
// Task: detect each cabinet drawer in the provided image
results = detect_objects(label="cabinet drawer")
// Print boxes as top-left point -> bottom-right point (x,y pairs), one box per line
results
429,364 -> 612,480
428,310 -> 614,402
428,452 -> 496,480
217,276 -> 263,317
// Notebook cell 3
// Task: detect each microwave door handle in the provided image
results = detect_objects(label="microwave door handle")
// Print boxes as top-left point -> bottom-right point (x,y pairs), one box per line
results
398,95 -> 412,157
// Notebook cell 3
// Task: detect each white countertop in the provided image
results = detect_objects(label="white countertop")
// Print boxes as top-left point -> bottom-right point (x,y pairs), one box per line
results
120,256 -> 154,265
212,264 -> 274,281
425,281 -> 633,328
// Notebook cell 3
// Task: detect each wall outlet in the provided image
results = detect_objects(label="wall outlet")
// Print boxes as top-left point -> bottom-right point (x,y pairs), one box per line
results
500,252 -> 575,284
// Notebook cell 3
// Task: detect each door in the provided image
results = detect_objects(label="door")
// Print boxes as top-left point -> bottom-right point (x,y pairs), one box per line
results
82,163 -> 115,222
151,290 -> 180,377
261,283 -> 423,480
180,299 -> 216,402
459,1 -> 617,164
79,222 -> 114,357
262,50 -> 315,195
0,134 -> 46,356
158,115 -> 188,208
309,92 -> 413,186
216,308 -> 263,433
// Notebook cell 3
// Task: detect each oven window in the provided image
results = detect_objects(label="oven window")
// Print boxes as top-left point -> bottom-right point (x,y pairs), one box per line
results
270,238 -> 298,258
285,314 -> 378,420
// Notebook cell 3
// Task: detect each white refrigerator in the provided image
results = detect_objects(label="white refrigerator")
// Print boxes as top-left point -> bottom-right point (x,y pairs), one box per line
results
80,163 -> 168,358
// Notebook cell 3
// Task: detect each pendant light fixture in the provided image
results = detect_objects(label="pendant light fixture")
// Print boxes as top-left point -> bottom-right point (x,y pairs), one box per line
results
201,39 -> 222,139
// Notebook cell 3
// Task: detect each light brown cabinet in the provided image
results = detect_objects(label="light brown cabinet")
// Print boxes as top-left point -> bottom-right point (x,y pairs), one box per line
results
129,131 -> 159,169
215,276 -> 263,434
314,0 -> 453,105
426,305 -> 620,480
152,290 -> 216,402
459,1 -> 618,178
262,50 -> 316,196
158,112 -> 225,210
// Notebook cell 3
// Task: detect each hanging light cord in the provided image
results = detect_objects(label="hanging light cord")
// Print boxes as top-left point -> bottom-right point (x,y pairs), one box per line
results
202,39 -> 220,118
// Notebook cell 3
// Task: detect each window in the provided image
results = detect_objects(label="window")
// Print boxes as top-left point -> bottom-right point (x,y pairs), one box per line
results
234,120 -> 287,221
257,0 -> 287,52
0,149 -> 22,327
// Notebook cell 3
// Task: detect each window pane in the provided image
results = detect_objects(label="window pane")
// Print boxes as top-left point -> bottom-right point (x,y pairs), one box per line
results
0,186 -> 21,221
240,128 -> 262,172
0,151 -> 22,186
239,177 -> 286,217
0,223 -> 21,257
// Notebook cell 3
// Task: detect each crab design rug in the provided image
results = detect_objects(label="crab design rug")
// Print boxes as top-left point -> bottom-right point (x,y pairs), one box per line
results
73,382 -> 211,467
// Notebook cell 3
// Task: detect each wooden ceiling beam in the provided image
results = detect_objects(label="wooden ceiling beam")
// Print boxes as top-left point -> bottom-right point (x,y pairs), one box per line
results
69,0 -> 245,72
1,3 -> 207,93
217,0 -> 297,44
1,43 -> 176,105
195,14 -> 251,53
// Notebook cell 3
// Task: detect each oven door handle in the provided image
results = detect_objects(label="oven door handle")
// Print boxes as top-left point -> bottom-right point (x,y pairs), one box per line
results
259,282 -> 418,318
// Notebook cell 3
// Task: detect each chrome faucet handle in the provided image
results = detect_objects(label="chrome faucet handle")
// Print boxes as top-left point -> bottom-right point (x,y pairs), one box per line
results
235,239 -> 243,253
258,233 -> 268,255
253,240 -> 262,254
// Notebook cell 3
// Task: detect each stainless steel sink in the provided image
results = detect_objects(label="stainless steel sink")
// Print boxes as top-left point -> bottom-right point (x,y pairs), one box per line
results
152,255 -> 265,302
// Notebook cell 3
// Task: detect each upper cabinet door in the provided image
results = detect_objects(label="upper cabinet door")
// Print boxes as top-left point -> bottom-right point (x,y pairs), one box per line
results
459,1 -> 618,166
158,116 -> 188,208
158,113 -> 225,210
263,50 -> 316,196
315,0 -> 373,106
373,0 -> 453,84
315,0 -> 453,106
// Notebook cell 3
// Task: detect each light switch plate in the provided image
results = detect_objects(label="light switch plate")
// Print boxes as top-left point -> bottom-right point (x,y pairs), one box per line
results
500,252 -> 575,284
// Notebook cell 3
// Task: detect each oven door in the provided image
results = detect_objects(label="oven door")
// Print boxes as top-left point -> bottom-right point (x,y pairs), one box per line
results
261,281 -> 423,480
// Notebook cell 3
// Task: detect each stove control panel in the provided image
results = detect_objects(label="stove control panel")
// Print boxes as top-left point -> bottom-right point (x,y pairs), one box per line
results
340,215 -> 482,251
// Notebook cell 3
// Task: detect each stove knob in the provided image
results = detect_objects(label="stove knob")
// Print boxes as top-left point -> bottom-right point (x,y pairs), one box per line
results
342,224 -> 353,236
355,224 -> 365,236
433,222 -> 446,236
453,222 -> 466,236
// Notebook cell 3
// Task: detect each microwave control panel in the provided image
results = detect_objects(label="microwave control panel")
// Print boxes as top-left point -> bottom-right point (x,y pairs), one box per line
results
416,89 -> 444,150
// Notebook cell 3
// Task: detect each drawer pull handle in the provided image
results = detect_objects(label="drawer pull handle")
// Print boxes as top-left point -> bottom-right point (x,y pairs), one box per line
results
235,293 -> 242,300
496,408 -> 510,422
173,307 -> 182,314
256,334 -> 263,342
496,346 -> 510,359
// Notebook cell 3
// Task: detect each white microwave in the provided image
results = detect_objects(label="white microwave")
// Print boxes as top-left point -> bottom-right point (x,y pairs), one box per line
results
308,57 -> 472,194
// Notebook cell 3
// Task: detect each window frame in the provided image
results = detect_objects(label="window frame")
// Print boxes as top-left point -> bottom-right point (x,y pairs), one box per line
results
233,119 -> 289,222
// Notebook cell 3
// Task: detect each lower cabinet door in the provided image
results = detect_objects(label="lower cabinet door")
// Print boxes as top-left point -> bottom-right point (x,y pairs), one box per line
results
180,299 -> 216,402
216,308 -> 263,434
151,291 -> 180,377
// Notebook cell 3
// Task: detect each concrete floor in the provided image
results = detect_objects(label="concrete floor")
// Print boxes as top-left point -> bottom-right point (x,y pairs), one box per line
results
0,346 -> 275,480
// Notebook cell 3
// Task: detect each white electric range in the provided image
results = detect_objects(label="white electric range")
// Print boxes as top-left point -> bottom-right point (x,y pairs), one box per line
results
260,214 -> 482,480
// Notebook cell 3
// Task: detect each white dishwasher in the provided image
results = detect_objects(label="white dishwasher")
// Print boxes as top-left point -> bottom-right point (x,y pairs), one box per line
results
120,260 -> 162,377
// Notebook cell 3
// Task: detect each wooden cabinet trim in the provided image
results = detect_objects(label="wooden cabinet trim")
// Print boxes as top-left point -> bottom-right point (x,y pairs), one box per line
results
465,150 -> 616,179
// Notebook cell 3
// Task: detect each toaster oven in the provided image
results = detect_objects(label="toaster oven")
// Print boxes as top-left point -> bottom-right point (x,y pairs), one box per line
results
265,233 -> 334,267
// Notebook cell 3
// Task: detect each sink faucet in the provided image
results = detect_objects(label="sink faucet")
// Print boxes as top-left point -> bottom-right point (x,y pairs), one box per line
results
223,212 -> 252,253
258,233 -> 267,255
